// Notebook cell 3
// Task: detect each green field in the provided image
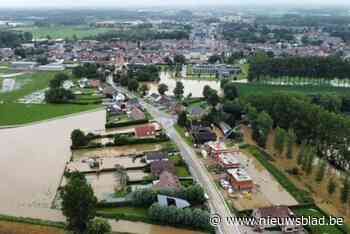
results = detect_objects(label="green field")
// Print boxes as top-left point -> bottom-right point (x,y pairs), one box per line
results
0,103 -> 100,126
0,71 -> 100,126
0,72 -> 54,102
13,26 -> 114,39
292,206 -> 347,234
235,83 -> 350,97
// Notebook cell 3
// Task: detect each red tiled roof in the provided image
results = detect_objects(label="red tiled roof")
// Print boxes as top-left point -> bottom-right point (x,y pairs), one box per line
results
135,124 -> 156,138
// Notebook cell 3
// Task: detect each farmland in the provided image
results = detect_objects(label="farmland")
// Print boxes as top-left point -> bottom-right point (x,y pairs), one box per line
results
0,71 -> 101,126
13,26 -> 114,39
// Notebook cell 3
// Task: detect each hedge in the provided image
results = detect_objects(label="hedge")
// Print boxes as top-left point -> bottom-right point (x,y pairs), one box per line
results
0,214 -> 65,229
245,145 -> 313,204
114,135 -> 169,146
105,119 -> 149,129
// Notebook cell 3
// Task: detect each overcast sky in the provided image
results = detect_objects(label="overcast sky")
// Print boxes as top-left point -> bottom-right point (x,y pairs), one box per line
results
1,0 -> 349,8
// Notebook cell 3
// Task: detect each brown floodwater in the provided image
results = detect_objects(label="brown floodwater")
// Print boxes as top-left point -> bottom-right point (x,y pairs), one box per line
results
0,110 -> 106,215
146,71 -> 221,97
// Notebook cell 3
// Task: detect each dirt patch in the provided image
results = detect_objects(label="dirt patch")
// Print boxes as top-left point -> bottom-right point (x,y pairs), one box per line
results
0,221 -> 64,234
241,125 -> 350,223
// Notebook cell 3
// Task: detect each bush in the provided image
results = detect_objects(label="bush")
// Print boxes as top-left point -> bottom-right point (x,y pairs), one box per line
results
105,119 -> 149,128
148,204 -> 214,232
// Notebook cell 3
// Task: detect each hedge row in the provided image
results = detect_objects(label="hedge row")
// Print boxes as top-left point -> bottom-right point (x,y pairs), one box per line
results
0,214 -> 65,229
114,135 -> 169,146
105,119 -> 149,129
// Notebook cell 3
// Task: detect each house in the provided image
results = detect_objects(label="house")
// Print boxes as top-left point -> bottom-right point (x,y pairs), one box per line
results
191,126 -> 216,145
113,93 -> 126,102
227,168 -> 253,191
145,151 -> 168,164
252,206 -> 302,233
11,61 -> 37,70
150,160 -> 176,177
90,79 -> 101,88
218,153 -> 241,169
62,80 -> 74,90
135,124 -> 156,138
189,106 -> 205,119
129,107 -> 145,120
102,86 -> 115,98
153,171 -> 181,189
37,64 -> 65,71
79,78 -> 90,88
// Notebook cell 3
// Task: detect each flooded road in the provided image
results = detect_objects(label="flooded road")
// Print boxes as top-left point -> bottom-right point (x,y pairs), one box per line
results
0,109 -> 106,216
146,71 -> 221,97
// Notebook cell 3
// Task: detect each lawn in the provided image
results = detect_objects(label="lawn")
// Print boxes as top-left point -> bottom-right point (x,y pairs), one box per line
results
175,165 -> 191,177
13,26 -> 114,39
96,206 -> 149,222
0,103 -> 100,126
174,124 -> 193,146
235,83 -> 350,97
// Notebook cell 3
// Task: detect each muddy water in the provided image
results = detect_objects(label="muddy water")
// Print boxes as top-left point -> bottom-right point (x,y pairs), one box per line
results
0,110 -> 106,216
146,71 -> 221,97
110,220 -> 205,234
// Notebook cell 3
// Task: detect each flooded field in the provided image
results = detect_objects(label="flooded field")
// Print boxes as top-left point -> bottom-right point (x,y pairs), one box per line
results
0,110 -> 106,216
109,220 -> 205,234
146,71 -> 221,97
72,143 -> 163,160
86,172 -> 119,201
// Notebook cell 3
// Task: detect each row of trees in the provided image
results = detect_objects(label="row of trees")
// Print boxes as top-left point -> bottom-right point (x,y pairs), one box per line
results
248,56 -> 350,82
0,30 -> 33,48
131,184 -> 206,207
149,204 -> 212,232
45,73 -> 75,104
245,92 -> 350,171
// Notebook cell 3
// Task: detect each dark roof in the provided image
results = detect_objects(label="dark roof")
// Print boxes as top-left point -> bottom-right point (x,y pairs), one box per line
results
151,160 -> 176,177
256,206 -> 293,219
190,106 -> 205,116
154,171 -> 181,189
145,151 -> 168,161
192,127 -> 216,144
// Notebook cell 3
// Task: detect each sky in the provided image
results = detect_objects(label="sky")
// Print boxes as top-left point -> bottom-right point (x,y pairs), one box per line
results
0,0 -> 348,8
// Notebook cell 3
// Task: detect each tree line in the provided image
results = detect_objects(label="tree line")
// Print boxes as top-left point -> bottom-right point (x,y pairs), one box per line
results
0,30 -> 33,48
248,56 -> 350,82
244,92 -> 350,171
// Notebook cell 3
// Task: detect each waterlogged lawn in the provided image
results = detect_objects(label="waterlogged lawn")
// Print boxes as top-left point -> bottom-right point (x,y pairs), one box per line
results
0,103 -> 100,126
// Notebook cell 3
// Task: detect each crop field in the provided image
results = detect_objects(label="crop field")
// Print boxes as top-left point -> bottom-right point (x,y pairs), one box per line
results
13,26 -> 114,39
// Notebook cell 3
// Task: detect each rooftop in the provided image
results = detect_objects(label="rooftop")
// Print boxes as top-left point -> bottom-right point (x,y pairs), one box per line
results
227,168 -> 252,182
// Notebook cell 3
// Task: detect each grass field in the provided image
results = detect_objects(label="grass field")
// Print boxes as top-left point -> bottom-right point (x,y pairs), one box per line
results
0,71 -> 100,126
0,72 -> 55,102
235,83 -> 350,97
13,26 -> 113,39
0,103 -> 100,126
